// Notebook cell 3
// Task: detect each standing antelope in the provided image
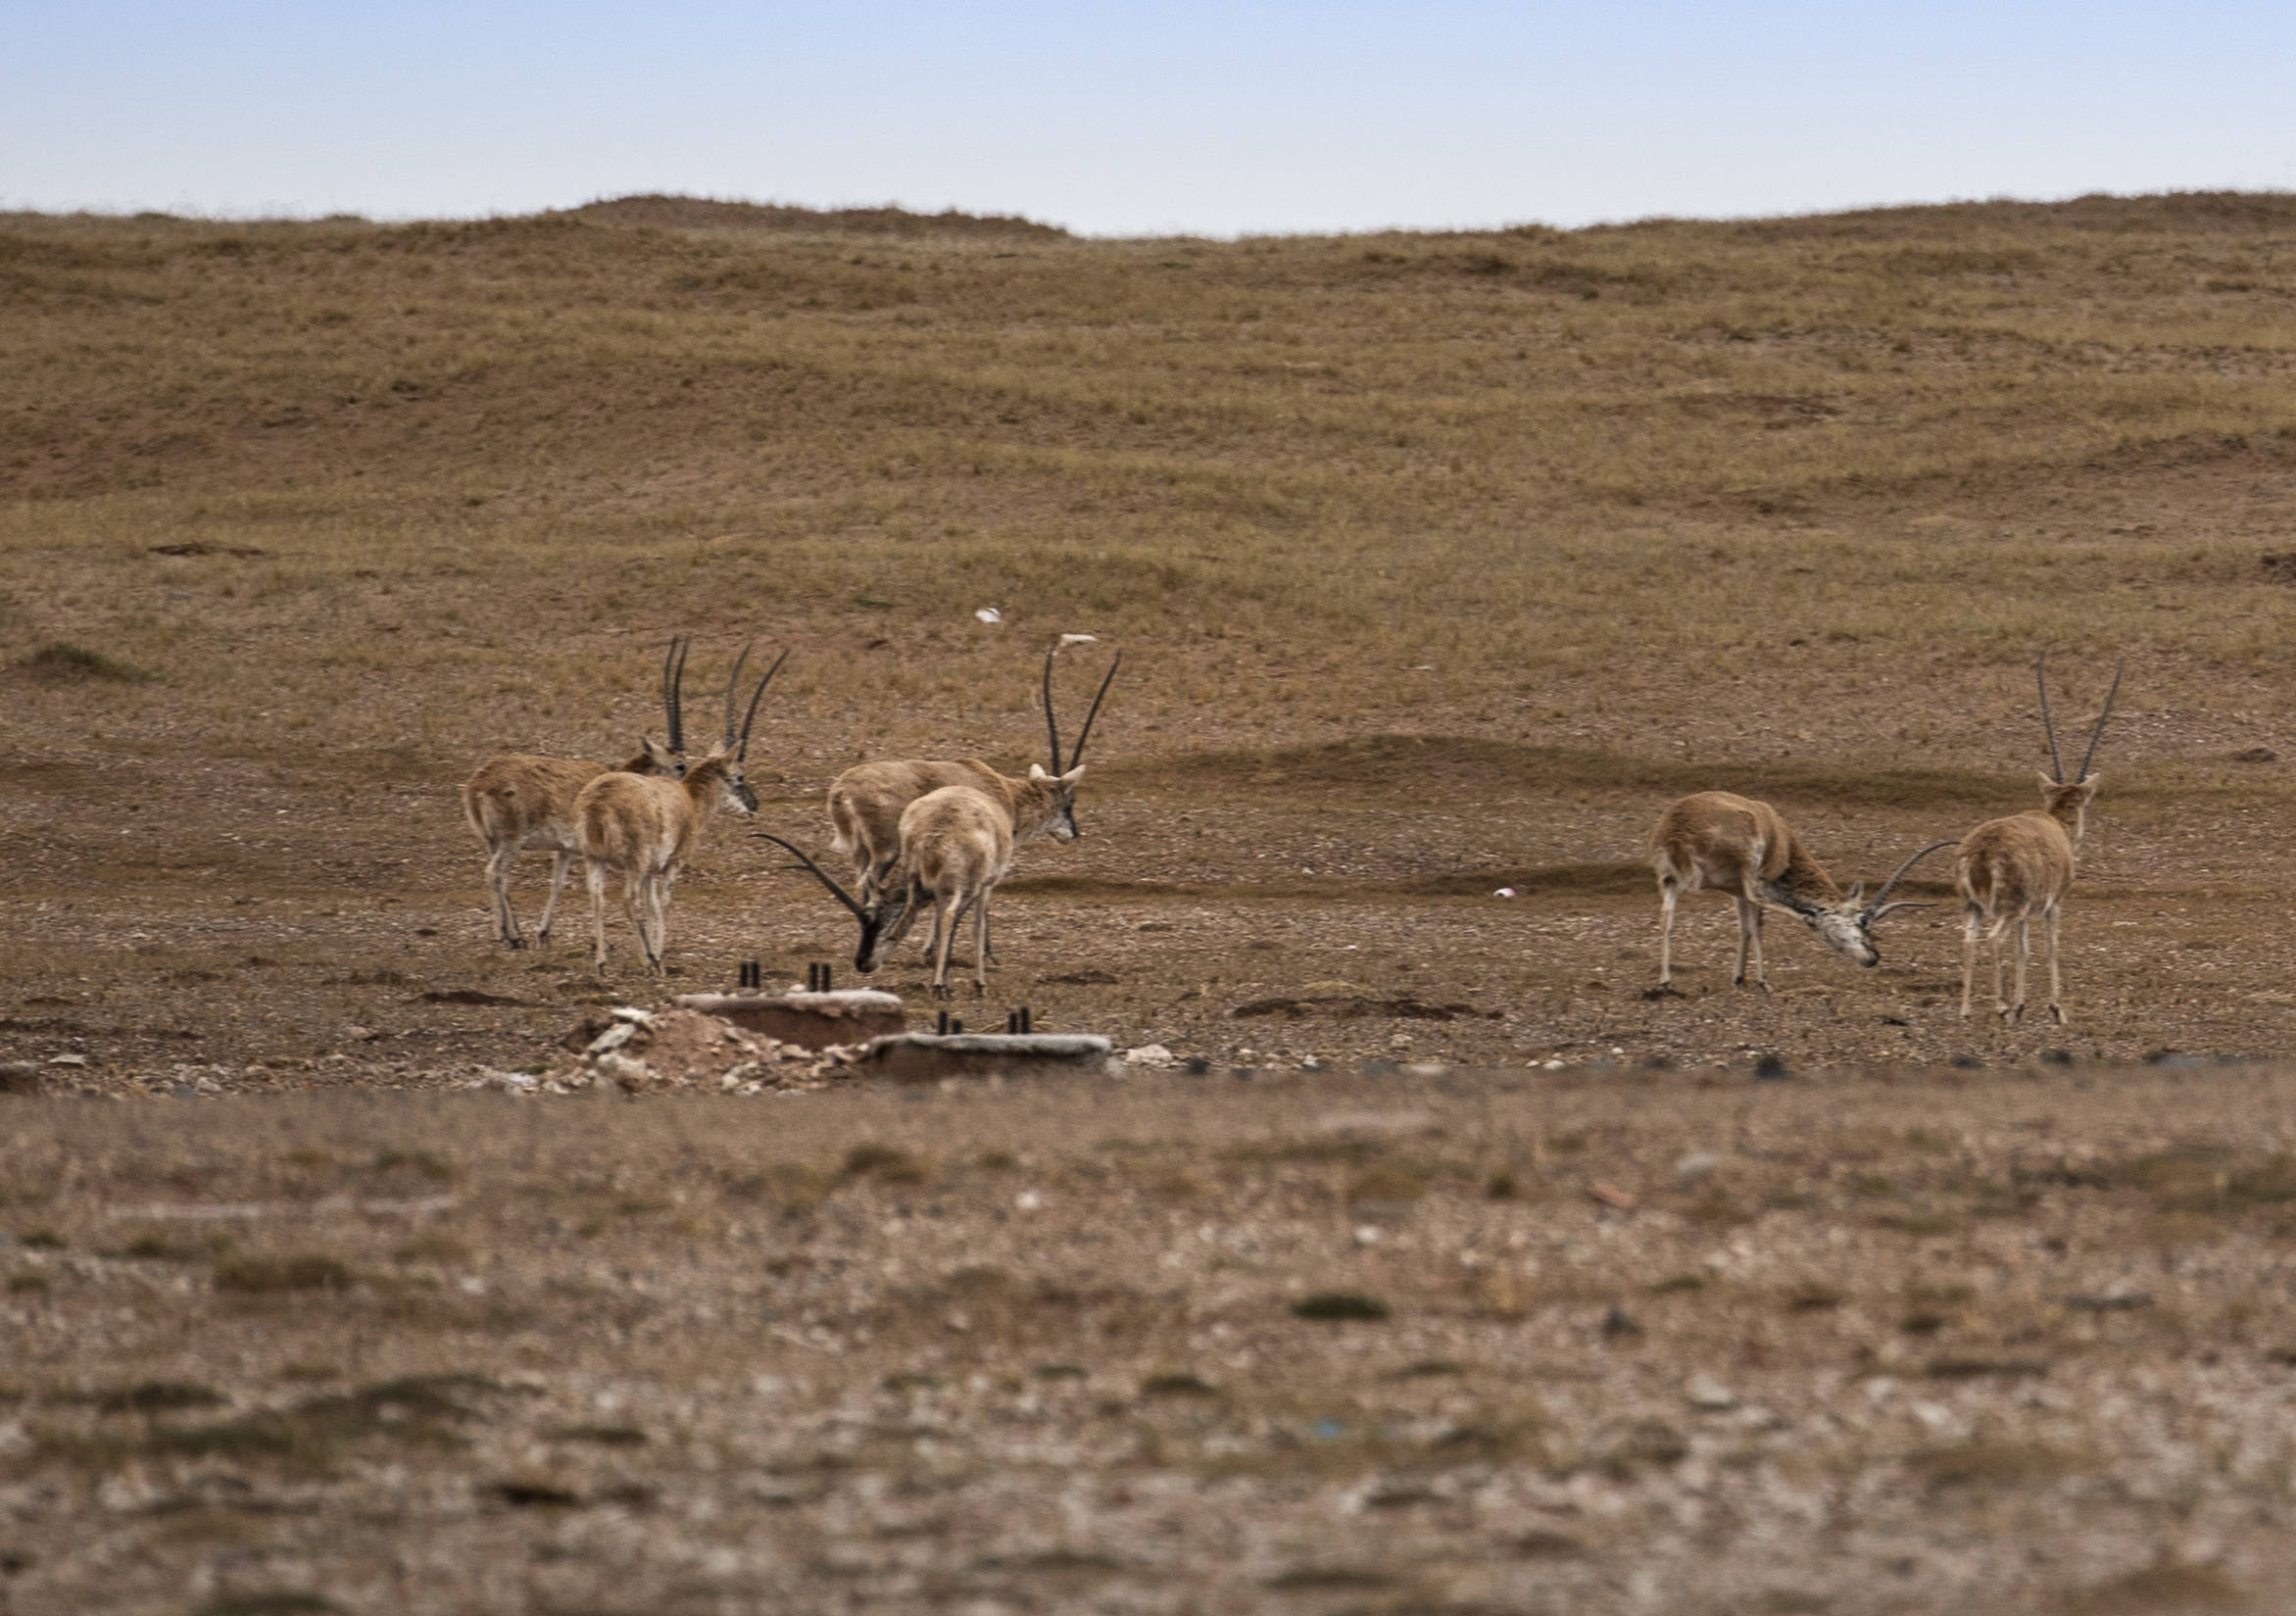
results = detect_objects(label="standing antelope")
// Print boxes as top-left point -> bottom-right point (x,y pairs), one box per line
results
462,638 -> 691,951
574,646 -> 785,976
1651,792 -> 1949,990
1956,655 -> 2123,1024
758,785 -> 1014,999
827,645 -> 1117,904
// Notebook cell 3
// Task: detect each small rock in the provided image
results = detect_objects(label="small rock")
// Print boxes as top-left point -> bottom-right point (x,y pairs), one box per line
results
1601,1305 -> 1643,1340
1754,1054 -> 1788,1081
593,1051 -> 658,1093
2234,746 -> 2277,763
1015,1190 -> 1044,1212
609,1005 -> 657,1027
1686,1373 -> 1738,1411
47,1053 -> 87,1068
1588,1181 -> 1638,1211
585,1023 -> 636,1055
1353,1224 -> 1382,1247
1123,1044 -> 1176,1067
0,1063 -> 48,1098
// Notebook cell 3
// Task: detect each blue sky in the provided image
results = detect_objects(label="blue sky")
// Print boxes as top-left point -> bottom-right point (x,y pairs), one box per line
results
8,2 -> 2294,235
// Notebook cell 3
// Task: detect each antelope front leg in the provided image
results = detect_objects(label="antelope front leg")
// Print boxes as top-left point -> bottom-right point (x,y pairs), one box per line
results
535,850 -> 573,947
621,875 -> 653,975
487,845 -> 524,949
1657,882 -> 1679,989
1958,908 -> 1979,1020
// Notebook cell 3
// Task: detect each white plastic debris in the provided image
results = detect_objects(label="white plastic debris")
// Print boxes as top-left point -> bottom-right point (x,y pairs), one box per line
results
1123,1044 -> 1177,1067
1058,632 -> 1099,646
586,1023 -> 636,1055
1492,887 -> 1517,899
609,1005 -> 657,1027
974,607 -> 1002,624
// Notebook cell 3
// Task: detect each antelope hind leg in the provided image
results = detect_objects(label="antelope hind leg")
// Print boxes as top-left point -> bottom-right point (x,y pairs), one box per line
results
535,849 -> 574,946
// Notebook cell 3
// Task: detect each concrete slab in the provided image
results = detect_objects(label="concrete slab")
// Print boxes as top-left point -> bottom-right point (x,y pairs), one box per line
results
673,990 -> 906,1050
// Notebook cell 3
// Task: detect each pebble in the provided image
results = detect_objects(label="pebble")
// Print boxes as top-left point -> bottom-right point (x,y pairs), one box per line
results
1686,1373 -> 1739,1411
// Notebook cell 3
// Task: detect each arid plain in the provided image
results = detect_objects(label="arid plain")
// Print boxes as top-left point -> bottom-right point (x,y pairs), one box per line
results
6,193 -> 2296,1613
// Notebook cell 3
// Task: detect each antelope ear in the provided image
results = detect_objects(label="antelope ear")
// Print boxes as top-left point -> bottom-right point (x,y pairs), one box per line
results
2076,773 -> 2102,794
1845,882 -> 1864,906
1029,763 -> 1050,780
1060,764 -> 1086,785
2035,769 -> 2059,792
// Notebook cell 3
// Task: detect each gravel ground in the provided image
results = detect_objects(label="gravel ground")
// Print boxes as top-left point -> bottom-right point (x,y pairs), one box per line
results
8,1069 -> 2296,1614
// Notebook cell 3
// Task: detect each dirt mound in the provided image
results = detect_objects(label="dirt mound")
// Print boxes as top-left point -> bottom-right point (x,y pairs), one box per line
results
535,1005 -> 867,1095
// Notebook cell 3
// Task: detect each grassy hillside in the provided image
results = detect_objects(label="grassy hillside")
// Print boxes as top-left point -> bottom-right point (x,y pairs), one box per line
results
4,192 -> 2294,774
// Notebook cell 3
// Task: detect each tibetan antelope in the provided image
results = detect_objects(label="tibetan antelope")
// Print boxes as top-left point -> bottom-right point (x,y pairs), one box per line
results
1956,655 -> 2123,1024
759,784 -> 1014,998
826,643 -> 1115,955
462,637 -> 691,951
574,646 -> 785,975
1651,791 -> 1950,990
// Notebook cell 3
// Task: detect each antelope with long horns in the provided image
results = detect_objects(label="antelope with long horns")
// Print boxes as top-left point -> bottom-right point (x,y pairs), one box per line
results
462,637 -> 691,951
1956,655 -> 2124,1024
758,784 -> 1014,999
574,645 -> 785,975
826,643 -> 1115,956
1651,791 -> 1950,990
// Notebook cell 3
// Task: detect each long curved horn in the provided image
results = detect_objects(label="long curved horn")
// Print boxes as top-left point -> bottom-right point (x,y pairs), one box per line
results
1862,840 -> 1956,925
720,641 -> 754,752
1067,651 -> 1121,768
663,636 -> 689,756
2035,653 -> 2063,783
1042,648 -> 1063,772
750,831 -> 867,921
735,649 -> 788,762
2076,657 -> 2125,783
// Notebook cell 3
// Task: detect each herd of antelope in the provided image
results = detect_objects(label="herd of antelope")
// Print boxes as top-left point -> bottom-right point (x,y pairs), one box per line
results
460,637 -> 1116,998
463,639 -> 2122,1024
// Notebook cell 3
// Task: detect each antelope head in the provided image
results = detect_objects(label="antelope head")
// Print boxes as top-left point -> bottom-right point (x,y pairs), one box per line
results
1024,762 -> 1089,843
696,642 -> 787,817
753,832 -> 912,973
1811,840 -> 1956,966
2033,652 -> 2123,842
1041,644 -> 1118,838
620,637 -> 691,777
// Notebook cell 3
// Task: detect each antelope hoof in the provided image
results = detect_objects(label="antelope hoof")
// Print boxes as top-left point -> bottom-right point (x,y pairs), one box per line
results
2048,1004 -> 2066,1025
503,937 -> 526,952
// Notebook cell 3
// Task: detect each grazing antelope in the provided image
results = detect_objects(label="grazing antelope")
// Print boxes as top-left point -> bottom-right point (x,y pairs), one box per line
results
462,637 -> 691,951
759,786 -> 1014,998
1651,792 -> 1950,990
1956,655 -> 2123,1024
827,645 -> 1117,905
574,646 -> 785,975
